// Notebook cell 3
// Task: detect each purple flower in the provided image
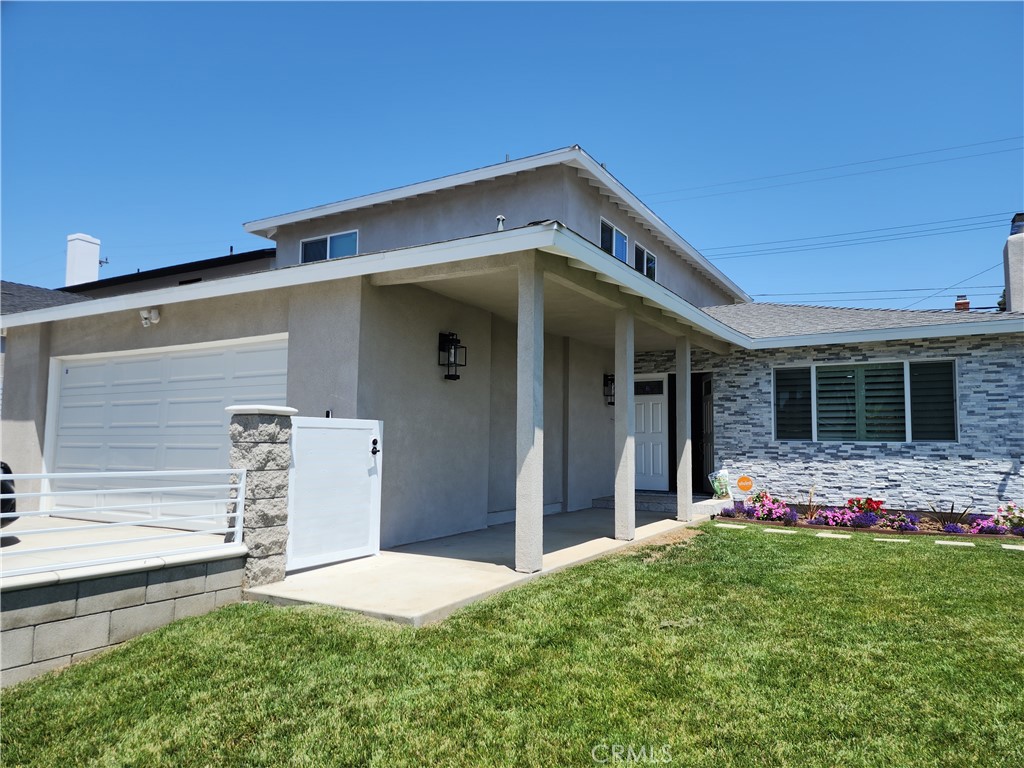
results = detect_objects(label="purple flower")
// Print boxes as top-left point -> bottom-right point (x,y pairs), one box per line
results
942,523 -> 966,535
851,512 -> 879,528
783,509 -> 799,526
1011,526 -> 1024,538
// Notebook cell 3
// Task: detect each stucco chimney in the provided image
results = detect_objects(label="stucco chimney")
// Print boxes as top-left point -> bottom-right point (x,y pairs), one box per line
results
65,234 -> 101,286
954,294 -> 969,311
1005,213 -> 1024,312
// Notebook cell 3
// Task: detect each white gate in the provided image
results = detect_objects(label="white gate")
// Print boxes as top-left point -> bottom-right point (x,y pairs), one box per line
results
287,417 -> 382,571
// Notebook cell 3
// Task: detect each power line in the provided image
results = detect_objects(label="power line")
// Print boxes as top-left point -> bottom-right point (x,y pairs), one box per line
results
701,212 -> 1014,253
653,147 -> 1023,204
772,293 -> 1003,304
643,136 -> 1024,197
751,284 -> 1003,297
707,222 -> 1007,261
901,263 -> 1004,309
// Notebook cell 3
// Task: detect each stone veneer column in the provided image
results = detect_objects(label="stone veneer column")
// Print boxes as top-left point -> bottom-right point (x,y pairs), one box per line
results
226,405 -> 297,588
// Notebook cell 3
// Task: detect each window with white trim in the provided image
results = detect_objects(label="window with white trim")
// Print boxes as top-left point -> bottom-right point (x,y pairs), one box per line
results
773,361 -> 957,442
634,243 -> 657,281
301,230 -> 358,263
600,220 -> 628,263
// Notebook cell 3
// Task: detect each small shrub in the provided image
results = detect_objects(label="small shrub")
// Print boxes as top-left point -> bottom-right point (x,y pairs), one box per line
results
942,523 -> 967,535
746,490 -> 793,523
928,501 -> 975,528
719,508 -> 737,519
847,497 -> 885,515
850,511 -> 879,528
808,507 -> 854,527
783,509 -> 799,526
967,514 -> 1009,535
879,511 -> 920,532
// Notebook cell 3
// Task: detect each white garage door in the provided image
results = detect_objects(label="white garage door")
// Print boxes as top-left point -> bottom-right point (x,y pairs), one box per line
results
48,338 -> 287,526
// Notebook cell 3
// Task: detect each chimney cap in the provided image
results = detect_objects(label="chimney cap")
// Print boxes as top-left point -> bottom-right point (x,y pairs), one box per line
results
67,233 -> 101,245
1011,213 -> 1024,235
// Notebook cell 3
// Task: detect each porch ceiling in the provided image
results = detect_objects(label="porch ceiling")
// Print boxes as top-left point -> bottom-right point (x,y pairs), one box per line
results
408,268 -> 681,352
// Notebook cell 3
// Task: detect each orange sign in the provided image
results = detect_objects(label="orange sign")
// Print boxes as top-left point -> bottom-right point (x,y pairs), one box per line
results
736,475 -> 754,493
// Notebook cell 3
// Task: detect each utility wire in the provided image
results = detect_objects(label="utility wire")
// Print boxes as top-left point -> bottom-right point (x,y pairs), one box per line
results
901,263 -> 1004,309
752,284 -> 1003,297
701,212 -> 1014,252
708,222 -> 1007,261
655,147 -> 1022,204
643,136 -> 1024,197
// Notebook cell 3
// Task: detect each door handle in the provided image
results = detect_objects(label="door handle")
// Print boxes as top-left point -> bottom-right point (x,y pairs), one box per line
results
370,438 -> 381,456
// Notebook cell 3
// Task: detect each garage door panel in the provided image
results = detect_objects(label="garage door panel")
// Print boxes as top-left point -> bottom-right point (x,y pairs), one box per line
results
108,399 -> 162,428
165,396 -> 229,427
106,443 -> 161,471
57,400 -> 107,429
111,357 -> 164,386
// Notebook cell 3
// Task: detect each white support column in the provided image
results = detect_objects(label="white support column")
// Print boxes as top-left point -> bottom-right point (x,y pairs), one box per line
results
515,259 -> 545,573
614,310 -> 635,541
675,335 -> 693,522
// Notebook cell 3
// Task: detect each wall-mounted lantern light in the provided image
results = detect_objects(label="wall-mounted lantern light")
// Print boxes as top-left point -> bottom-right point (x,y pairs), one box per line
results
438,332 -> 467,381
139,308 -> 161,327
603,373 -> 615,406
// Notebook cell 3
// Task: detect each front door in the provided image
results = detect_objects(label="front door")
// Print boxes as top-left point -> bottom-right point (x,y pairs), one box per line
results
635,375 -> 669,491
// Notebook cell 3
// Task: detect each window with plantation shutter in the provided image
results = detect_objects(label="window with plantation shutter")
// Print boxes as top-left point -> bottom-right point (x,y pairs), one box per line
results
815,363 -> 905,442
815,366 -> 857,440
910,361 -> 956,441
774,368 -> 812,440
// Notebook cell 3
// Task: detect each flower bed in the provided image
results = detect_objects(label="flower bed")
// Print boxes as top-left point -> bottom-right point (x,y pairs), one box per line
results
717,496 -> 1024,538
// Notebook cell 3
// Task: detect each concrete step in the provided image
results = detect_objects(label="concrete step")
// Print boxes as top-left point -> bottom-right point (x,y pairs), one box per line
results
591,493 -> 716,514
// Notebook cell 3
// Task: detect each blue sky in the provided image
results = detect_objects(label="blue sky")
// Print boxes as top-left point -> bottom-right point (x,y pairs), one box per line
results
2,1 -> 1021,309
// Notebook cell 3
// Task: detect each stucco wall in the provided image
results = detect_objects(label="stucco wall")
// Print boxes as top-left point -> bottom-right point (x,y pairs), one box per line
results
566,338 -> 615,510
272,165 -> 736,308
674,335 -> 1023,511
356,282 -> 493,547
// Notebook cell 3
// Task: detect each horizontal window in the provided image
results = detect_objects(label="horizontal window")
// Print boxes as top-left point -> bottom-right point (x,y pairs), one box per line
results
634,243 -> 657,281
301,230 -> 358,263
773,361 -> 957,443
600,220 -> 628,263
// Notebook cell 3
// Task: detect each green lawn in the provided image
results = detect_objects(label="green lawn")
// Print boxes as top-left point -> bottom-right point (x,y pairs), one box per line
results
3,526 -> 1022,767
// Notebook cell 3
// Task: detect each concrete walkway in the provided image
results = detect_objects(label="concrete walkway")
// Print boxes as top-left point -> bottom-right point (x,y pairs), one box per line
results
246,503 -> 720,625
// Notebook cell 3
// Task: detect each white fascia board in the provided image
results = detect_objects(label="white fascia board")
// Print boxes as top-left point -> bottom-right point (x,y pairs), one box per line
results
749,317 -> 1024,348
0,225 -> 564,329
543,228 -> 751,347
566,152 -> 752,304
243,147 -> 582,236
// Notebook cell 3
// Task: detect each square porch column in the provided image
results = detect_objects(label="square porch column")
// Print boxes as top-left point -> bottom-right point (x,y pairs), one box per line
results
614,310 -> 635,541
675,335 -> 693,522
515,259 -> 544,573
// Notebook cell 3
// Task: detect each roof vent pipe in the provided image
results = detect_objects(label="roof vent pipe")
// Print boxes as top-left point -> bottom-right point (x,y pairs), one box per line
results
496,215 -> 505,232
65,234 -> 101,286
954,295 -> 970,311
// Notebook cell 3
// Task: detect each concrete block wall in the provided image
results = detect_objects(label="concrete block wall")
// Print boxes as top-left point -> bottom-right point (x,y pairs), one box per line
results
637,333 -> 1024,511
1,556 -> 244,687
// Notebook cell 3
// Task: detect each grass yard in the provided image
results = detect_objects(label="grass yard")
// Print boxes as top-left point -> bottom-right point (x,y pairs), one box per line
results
2,525 -> 1022,767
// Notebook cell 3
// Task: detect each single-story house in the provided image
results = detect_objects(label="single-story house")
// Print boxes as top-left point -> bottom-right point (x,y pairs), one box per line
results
2,146 -> 1021,575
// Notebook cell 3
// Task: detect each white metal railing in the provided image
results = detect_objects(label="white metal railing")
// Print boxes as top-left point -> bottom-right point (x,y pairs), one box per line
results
1,469 -> 246,578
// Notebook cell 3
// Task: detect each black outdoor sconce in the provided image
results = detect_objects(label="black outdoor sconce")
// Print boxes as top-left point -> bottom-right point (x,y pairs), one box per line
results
438,331 -> 467,381
603,373 -> 615,406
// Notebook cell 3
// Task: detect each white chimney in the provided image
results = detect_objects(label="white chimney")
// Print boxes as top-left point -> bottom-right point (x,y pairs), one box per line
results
65,233 -> 101,286
1005,214 -> 1024,312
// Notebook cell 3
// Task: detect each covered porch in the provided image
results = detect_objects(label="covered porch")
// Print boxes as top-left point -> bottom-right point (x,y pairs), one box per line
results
368,236 -> 734,573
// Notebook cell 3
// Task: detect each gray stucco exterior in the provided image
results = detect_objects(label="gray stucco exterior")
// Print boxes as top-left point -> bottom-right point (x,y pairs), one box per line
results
637,333 -> 1024,512
272,165 -> 735,309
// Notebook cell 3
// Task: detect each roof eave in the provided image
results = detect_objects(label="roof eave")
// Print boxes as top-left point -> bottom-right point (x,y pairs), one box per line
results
748,318 -> 1024,348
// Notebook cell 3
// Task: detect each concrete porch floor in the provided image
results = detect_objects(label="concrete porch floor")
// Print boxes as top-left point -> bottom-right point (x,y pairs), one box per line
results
246,502 -> 722,626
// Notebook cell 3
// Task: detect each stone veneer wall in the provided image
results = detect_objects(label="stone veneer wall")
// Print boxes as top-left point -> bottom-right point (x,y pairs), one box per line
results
636,333 -> 1023,510
227,410 -> 293,588
1,556 -> 244,687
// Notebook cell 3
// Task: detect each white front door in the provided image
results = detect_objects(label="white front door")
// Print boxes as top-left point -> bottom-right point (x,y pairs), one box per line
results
635,375 -> 669,491
287,416 -> 383,571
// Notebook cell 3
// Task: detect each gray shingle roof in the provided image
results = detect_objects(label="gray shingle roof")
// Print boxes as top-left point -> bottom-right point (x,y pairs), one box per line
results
1,281 -> 90,315
702,302 -> 1024,339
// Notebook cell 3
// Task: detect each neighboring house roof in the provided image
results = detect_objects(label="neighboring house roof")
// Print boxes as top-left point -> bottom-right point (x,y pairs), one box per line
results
243,145 -> 752,304
1,281 -> 90,315
704,302 -> 1024,340
61,248 -> 276,294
